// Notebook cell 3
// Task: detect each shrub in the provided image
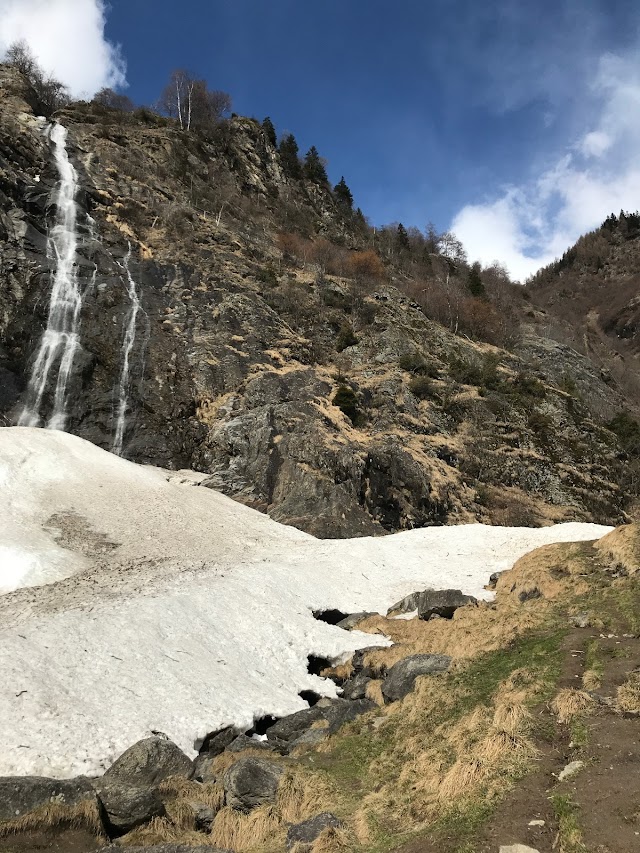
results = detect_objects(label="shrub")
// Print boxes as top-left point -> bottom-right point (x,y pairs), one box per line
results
512,372 -> 546,399
257,265 -> 279,286
399,353 -> 437,376
448,355 -> 483,386
333,385 -> 360,423
346,250 -> 385,281
408,376 -> 433,400
336,324 -> 358,352
609,411 -> 640,452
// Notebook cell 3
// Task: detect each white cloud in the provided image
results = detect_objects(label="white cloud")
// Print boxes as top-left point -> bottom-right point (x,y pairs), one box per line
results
451,49 -> 640,282
0,0 -> 126,98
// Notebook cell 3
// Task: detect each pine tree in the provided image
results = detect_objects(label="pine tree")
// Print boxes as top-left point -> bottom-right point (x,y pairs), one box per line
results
303,146 -> 329,184
334,176 -> 353,209
468,261 -> 486,297
261,116 -> 277,147
396,222 -> 410,250
278,133 -> 302,179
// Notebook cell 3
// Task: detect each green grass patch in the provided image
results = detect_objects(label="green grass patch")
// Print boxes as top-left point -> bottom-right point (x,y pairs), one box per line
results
551,794 -> 588,853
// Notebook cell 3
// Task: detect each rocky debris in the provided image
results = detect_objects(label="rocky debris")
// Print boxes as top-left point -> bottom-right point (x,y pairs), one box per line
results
336,612 -> 377,630
102,736 -> 193,787
557,760 -> 584,782
266,697 -> 375,752
0,775 -> 97,823
382,654 -> 452,702
341,671 -> 372,700
286,812 -> 343,849
188,802 -> 218,831
93,780 -> 164,834
528,819 -> 545,827
222,757 -> 283,812
388,588 -> 476,619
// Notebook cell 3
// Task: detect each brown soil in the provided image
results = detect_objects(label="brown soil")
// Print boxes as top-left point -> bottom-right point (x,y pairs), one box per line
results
0,829 -> 102,853
396,628 -> 640,853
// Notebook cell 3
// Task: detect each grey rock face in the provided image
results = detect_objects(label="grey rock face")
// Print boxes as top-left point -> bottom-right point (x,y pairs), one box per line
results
194,726 -> 238,757
223,757 -> 283,812
382,654 -> 452,702
286,812 -> 343,849
102,736 -> 193,787
388,588 -> 476,619
93,780 -> 164,833
0,775 -> 96,823
227,734 -> 276,753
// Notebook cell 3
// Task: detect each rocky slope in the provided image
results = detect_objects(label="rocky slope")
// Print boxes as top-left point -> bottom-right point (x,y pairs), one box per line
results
0,64 -> 636,535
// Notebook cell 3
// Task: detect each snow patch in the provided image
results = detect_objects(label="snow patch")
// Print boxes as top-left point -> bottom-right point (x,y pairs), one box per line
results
0,428 -> 613,778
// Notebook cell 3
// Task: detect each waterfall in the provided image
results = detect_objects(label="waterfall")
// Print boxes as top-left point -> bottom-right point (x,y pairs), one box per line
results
18,122 -> 82,431
112,244 -> 142,456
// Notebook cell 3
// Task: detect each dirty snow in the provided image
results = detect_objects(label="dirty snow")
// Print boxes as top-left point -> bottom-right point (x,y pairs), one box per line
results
0,428 -> 612,777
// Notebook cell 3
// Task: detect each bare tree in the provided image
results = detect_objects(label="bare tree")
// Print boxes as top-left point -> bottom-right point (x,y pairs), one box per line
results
159,69 -> 231,132
4,39 -> 69,114
93,87 -> 135,112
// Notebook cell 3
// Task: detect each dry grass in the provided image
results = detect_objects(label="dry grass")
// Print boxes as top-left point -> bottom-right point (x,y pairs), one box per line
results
551,689 -> 596,724
207,767 -> 336,852
0,798 -> 105,840
617,671 -> 640,713
365,679 -> 385,706
582,668 -> 602,691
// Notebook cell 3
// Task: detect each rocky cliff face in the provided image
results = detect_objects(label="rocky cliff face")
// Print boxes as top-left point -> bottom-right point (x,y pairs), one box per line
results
0,65 -> 635,535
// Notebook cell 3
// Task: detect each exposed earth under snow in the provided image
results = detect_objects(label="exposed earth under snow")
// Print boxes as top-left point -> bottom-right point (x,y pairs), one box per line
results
0,428 -> 613,778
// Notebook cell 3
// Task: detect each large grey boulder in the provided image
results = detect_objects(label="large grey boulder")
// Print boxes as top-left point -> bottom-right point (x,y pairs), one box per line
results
388,588 -> 476,619
223,757 -> 283,812
286,812 -> 343,849
93,781 -> 164,834
194,726 -> 238,756
0,776 -> 97,823
102,736 -> 193,787
382,654 -> 452,702
336,612 -> 377,630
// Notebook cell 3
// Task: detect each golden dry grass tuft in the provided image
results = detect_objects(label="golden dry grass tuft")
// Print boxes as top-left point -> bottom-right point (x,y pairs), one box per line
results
365,679 -> 385,706
617,671 -> 640,713
0,798 -> 105,839
551,688 -> 596,724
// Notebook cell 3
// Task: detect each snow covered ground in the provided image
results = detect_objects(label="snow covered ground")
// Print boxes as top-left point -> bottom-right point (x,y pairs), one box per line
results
0,428 -> 612,778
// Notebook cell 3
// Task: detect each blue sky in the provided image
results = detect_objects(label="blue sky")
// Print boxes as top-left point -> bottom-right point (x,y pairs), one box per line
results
2,0 -> 640,279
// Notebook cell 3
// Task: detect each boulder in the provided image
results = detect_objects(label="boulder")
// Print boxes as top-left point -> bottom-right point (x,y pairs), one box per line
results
382,654 -> 452,702
194,726 -> 238,756
266,697 -> 375,753
0,776 -> 97,823
336,612 -> 377,630
286,812 -> 342,849
102,736 -> 193,787
388,589 -> 476,620
223,757 -> 283,812
227,734 -> 276,753
341,672 -> 371,700
93,781 -> 164,834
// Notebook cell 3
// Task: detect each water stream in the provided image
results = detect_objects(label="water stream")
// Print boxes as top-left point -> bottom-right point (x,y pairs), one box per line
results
18,122 -> 82,430
112,244 -> 142,456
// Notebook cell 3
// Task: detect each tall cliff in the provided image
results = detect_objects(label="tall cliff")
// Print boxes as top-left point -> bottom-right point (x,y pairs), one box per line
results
0,65 -> 636,535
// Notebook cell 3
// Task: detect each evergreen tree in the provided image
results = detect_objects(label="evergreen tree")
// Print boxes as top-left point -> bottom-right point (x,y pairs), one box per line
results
303,146 -> 329,184
468,261 -> 486,297
396,222 -> 410,250
278,133 -> 302,179
334,176 -> 353,209
261,116 -> 277,147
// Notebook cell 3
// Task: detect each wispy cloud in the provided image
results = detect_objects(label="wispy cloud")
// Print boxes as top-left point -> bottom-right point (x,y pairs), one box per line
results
0,0 -> 126,97
451,47 -> 640,281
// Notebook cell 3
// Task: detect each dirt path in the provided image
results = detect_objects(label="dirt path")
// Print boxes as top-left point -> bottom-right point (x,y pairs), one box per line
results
396,627 -> 640,853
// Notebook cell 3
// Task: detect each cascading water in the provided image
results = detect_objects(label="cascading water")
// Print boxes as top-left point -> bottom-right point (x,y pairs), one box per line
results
18,122 -> 82,431
112,244 -> 142,456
